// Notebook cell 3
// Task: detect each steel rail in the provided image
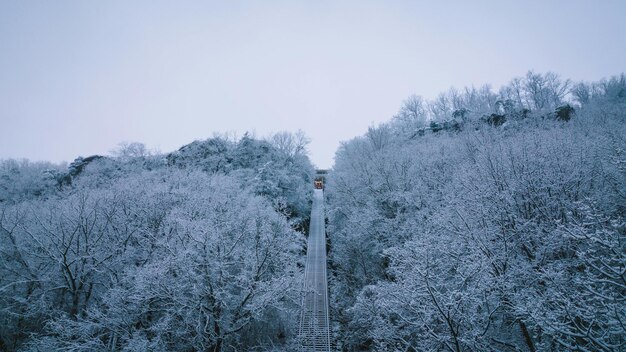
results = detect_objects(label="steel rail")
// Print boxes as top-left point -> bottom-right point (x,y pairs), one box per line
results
297,189 -> 331,351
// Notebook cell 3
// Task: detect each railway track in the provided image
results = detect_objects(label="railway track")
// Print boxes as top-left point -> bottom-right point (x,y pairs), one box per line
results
298,189 -> 331,351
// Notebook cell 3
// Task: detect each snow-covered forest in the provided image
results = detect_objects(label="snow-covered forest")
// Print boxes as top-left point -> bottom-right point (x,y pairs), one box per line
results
326,72 -> 626,351
1,71 -> 625,352
0,133 -> 314,351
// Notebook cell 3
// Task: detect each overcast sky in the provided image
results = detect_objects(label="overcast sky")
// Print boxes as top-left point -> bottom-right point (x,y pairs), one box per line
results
1,1 -> 625,168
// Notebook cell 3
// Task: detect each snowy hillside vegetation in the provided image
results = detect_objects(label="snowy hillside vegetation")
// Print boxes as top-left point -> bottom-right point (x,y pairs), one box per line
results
0,132 -> 313,351
326,72 -> 625,351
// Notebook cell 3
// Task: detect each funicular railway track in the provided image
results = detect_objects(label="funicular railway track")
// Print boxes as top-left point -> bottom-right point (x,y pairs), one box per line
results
298,188 -> 331,351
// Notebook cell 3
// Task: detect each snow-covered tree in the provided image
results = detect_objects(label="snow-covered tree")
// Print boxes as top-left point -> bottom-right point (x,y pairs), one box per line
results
326,72 -> 625,351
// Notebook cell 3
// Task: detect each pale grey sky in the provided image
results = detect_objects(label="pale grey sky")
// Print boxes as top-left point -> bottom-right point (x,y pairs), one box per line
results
1,0 -> 625,168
